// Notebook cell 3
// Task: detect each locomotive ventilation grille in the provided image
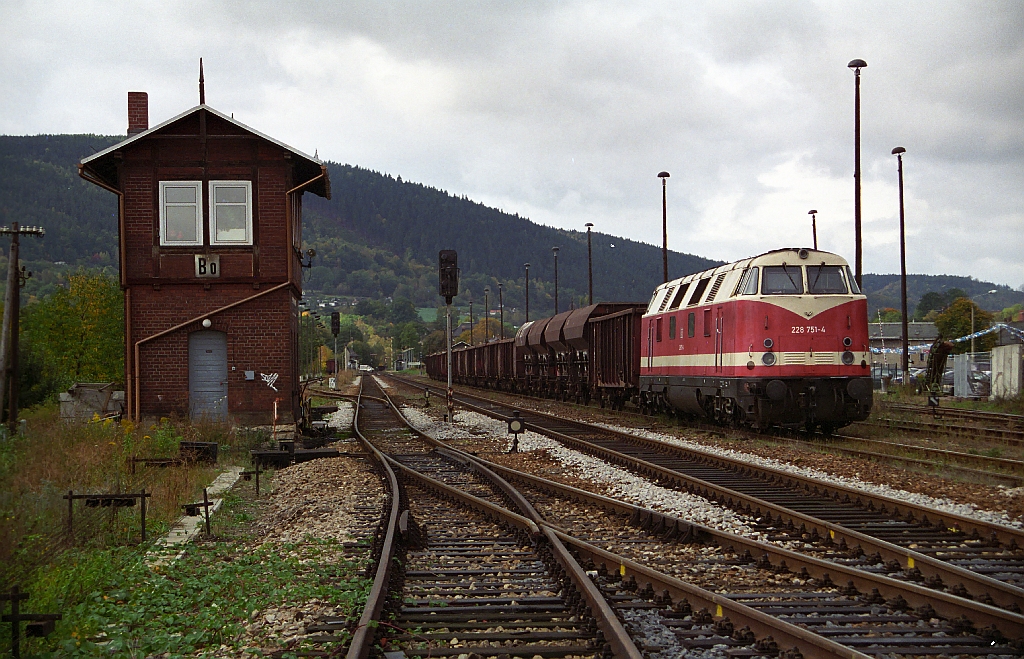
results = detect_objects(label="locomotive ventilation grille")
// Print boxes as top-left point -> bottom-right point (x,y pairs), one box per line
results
781,352 -> 806,365
812,352 -> 836,365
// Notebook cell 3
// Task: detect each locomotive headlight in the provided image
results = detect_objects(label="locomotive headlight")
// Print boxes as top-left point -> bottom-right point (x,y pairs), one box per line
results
762,352 -> 777,366
843,337 -> 852,347
763,338 -> 774,349
842,350 -> 855,365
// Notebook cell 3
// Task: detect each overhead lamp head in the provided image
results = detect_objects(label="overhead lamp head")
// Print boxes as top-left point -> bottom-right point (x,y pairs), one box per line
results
892,146 -> 906,155
585,222 -> 593,228
808,209 -> 818,215
657,171 -> 670,178
848,59 -> 867,69
306,248 -> 316,257
552,246 -> 559,254
524,262 -> 530,268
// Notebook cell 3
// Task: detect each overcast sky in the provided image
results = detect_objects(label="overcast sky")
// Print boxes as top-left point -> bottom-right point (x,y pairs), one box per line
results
3,1 -> 1022,287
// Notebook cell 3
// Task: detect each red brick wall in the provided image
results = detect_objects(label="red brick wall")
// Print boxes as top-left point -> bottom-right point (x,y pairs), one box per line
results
117,110 -> 306,423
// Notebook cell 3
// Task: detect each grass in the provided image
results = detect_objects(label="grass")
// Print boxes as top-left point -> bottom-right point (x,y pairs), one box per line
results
0,404 -> 295,656
11,487 -> 372,657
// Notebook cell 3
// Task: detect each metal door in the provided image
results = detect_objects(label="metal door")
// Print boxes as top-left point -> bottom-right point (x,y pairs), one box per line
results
715,307 -> 724,373
189,330 -> 228,421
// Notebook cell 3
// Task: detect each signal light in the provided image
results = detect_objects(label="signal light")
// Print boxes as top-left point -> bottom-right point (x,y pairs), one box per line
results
439,250 -> 459,303
331,311 -> 340,337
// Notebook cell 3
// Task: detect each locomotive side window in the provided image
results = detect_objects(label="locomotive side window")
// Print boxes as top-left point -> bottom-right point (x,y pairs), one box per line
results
656,318 -> 663,342
687,312 -> 695,338
808,265 -> 848,294
687,278 -> 711,306
703,309 -> 712,337
761,265 -> 804,295
669,283 -> 690,309
669,316 -> 676,339
741,267 -> 759,295
845,266 -> 862,294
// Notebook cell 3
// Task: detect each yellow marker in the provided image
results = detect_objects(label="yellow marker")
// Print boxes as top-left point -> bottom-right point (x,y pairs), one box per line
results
907,557 -> 915,568
829,530 -> 835,539
620,564 -> 626,576
716,604 -> 723,617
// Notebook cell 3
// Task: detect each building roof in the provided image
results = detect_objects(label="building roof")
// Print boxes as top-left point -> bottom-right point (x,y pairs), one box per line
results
79,104 -> 330,199
868,322 -> 939,341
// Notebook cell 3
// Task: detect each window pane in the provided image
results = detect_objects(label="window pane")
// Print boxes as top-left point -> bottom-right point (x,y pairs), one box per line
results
165,206 -> 197,242
215,186 -> 247,204
845,266 -> 861,294
742,267 -> 759,295
808,266 -> 848,294
761,266 -> 803,295
165,186 -> 196,203
215,205 -> 247,241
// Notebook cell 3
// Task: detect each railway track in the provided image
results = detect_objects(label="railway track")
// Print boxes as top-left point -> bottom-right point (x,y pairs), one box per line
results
853,403 -> 1024,445
344,375 -> 1024,658
386,374 -> 1024,613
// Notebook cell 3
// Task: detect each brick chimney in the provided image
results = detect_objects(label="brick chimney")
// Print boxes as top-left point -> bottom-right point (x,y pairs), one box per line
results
127,92 -> 148,136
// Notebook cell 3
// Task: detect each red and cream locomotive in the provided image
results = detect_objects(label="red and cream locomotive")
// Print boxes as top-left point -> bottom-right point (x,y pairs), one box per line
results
639,248 -> 872,432
426,247 -> 873,432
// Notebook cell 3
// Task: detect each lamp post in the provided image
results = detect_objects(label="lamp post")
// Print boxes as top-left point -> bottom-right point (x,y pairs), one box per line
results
484,287 -> 490,342
552,247 -> 559,314
498,282 -> 504,339
524,263 -> 530,322
585,222 -> 594,305
971,290 -> 999,354
808,210 -> 818,250
848,59 -> 867,289
892,147 -> 909,379
658,171 -> 670,282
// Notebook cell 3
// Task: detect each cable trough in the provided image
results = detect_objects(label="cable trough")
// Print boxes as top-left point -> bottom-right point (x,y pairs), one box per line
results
387,375 -> 1024,613
358,376 -> 1024,658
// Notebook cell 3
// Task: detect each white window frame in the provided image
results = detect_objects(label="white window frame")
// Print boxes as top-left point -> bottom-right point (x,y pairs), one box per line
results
208,180 -> 253,246
158,181 -> 203,247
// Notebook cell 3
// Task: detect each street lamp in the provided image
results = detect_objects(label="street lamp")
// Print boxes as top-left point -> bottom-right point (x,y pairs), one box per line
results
552,247 -> 559,314
658,171 -> 670,282
849,59 -> 867,289
585,222 -> 594,305
524,263 -> 530,322
484,286 -> 490,342
971,290 -> 999,354
808,210 -> 818,250
892,147 -> 909,379
498,282 -> 504,339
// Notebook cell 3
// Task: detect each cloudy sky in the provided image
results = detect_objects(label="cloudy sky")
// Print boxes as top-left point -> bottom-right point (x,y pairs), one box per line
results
3,1 -> 1022,287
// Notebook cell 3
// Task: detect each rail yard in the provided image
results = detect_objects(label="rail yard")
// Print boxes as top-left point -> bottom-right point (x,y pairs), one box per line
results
220,370 -> 1024,659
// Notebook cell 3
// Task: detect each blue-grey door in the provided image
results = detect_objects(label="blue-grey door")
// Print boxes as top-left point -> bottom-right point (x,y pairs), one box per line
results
189,330 -> 228,421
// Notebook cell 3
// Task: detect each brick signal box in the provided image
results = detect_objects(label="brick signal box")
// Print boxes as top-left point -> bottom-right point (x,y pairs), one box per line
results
79,90 -> 330,424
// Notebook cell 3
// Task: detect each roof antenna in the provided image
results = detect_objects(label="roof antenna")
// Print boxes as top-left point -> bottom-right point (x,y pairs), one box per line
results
199,58 -> 206,105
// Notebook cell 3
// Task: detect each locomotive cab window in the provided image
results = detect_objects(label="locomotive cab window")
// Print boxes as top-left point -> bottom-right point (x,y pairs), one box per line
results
656,318 -> 663,342
808,265 -> 848,294
737,267 -> 759,295
669,316 -> 676,339
761,265 -> 804,295
845,266 -> 861,294
687,312 -> 695,338
159,181 -> 203,246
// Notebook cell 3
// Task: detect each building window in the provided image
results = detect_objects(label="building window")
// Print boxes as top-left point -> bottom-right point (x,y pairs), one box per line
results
159,181 -> 202,246
209,181 -> 253,245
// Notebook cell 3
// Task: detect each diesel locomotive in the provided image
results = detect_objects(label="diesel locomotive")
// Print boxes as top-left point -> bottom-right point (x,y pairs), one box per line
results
426,248 -> 873,432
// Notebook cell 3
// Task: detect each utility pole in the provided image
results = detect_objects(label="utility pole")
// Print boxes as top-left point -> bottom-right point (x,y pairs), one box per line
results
552,247 -> 559,314
0,223 -> 44,435
585,223 -> 594,305
892,147 -> 909,379
498,283 -> 504,340
848,59 -> 867,289
658,172 -> 670,283
524,263 -> 530,322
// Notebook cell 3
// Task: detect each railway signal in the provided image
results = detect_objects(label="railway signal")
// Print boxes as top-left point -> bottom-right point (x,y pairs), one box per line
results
507,410 -> 524,453
438,250 -> 459,422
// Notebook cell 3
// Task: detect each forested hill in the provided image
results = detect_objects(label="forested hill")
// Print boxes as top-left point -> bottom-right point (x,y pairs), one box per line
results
301,162 -> 719,310
0,134 -> 1019,317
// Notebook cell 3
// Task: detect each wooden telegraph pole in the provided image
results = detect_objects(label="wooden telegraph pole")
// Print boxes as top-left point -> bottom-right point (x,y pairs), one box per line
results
0,223 -> 45,435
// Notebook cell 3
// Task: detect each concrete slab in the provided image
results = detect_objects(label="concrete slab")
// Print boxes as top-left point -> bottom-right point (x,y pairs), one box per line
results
146,466 -> 243,567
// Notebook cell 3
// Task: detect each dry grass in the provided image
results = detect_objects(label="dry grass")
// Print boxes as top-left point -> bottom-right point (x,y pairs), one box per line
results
0,404 -> 265,589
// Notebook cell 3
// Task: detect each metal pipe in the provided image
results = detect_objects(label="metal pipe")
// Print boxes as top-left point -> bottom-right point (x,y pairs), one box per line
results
133,281 -> 291,421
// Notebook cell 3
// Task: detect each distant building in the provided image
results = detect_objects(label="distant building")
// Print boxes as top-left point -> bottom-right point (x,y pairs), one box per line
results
79,84 -> 330,424
868,322 -> 938,367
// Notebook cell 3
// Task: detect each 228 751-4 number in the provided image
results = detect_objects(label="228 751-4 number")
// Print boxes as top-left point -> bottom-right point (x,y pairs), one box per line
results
791,326 -> 826,334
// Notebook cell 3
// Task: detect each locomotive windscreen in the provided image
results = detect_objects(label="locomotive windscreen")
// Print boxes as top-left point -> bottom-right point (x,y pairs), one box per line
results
808,265 -> 849,294
761,265 -> 803,295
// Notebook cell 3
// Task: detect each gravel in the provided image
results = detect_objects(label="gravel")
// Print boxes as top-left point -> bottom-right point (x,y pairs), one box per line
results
622,608 -> 730,659
325,401 -> 354,432
401,406 -> 760,539
595,421 -> 1024,530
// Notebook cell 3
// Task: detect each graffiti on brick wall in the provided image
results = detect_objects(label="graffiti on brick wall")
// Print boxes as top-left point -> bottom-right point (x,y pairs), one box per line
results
260,372 -> 279,391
